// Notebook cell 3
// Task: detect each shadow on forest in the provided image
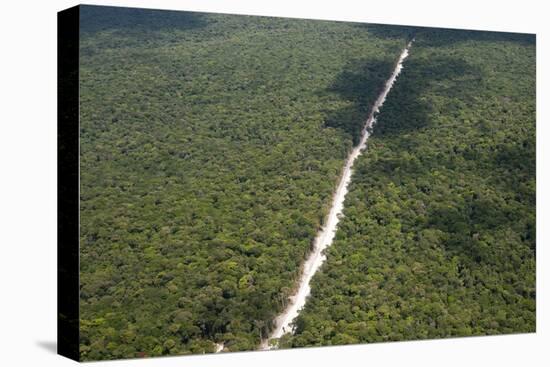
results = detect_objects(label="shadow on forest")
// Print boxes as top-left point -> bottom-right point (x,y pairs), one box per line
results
354,23 -> 416,42
372,55 -> 483,137
325,24 -> 535,267
355,22 -> 534,48
414,28 -> 536,48
323,53 -> 482,144
79,5 -> 208,36
322,58 -> 396,144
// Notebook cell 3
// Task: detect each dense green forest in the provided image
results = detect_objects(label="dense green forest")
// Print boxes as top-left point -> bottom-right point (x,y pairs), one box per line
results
78,6 -> 413,360
283,29 -> 536,348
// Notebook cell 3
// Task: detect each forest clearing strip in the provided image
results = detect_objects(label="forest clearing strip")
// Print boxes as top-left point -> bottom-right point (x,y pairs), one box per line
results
258,39 -> 414,351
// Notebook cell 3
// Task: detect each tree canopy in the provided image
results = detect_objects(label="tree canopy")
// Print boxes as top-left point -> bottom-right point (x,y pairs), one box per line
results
285,29 -> 536,348
78,5 -> 412,360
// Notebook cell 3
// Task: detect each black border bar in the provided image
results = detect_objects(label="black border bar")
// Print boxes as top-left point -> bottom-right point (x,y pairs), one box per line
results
57,5 -> 80,362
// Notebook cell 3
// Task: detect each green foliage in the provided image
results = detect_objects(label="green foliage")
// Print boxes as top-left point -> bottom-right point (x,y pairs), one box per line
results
287,29 -> 536,347
78,6 -> 410,360
78,6 -> 534,358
